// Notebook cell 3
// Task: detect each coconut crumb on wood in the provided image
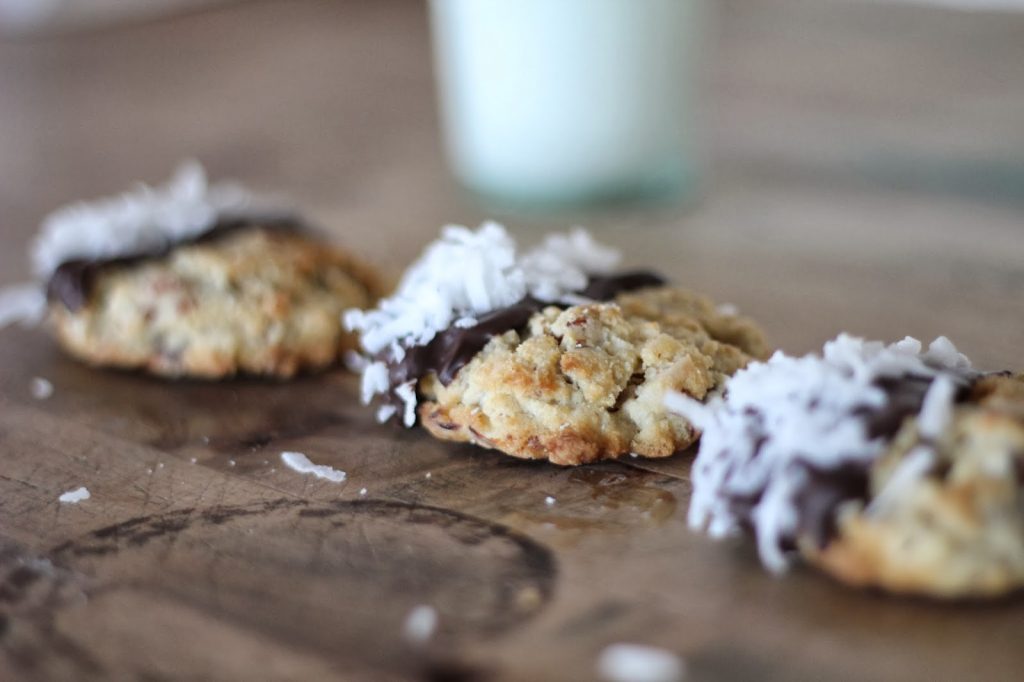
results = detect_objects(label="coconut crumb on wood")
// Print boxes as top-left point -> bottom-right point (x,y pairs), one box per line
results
402,605 -> 438,644
597,643 -> 686,682
279,451 -> 347,483
58,487 -> 90,504
30,377 -> 53,400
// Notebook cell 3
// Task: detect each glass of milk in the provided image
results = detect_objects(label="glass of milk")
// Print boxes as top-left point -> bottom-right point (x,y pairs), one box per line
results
430,0 -> 705,207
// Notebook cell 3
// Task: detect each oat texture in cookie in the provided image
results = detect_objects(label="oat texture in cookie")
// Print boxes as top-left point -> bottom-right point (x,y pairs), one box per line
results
50,227 -> 381,378
668,335 -> 1024,599
346,222 -> 769,465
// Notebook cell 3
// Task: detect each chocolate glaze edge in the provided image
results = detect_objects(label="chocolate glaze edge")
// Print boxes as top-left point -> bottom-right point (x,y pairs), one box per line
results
760,369 -> 983,551
46,215 -> 305,311
382,271 -> 668,410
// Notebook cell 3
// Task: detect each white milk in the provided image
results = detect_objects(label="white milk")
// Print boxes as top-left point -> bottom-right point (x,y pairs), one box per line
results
430,0 -> 704,206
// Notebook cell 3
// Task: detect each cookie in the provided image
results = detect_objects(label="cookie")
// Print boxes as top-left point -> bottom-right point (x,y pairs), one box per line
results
11,162 -> 383,378
419,291 -> 766,465
971,372 -> 1024,420
669,335 -> 1024,599
50,226 -> 381,378
806,402 -> 1024,599
346,222 -> 769,464
614,286 -> 772,371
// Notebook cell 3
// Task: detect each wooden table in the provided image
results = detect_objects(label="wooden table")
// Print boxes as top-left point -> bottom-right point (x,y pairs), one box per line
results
1,1 -> 1022,680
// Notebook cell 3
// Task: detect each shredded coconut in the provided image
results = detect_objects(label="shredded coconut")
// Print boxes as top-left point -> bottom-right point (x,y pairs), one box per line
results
31,161 -> 279,280
916,373 -> 957,439
0,283 -> 47,328
344,222 -> 620,424
597,644 -> 686,682
665,334 -> 974,573
279,451 -> 347,483
402,605 -> 438,644
867,445 -> 935,515
58,486 -> 90,504
1,162 -> 286,330
360,362 -> 390,404
395,380 -> 418,427
519,227 -> 619,302
545,496 -> 557,506
343,349 -> 369,372
30,377 -> 53,400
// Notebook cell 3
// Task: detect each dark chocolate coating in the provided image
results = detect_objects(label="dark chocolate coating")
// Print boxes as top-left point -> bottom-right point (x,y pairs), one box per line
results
380,270 -> 667,410
45,215 -> 304,312
858,372 -> 973,440
793,463 -> 871,549
581,271 -> 666,301
387,300 -> 541,393
752,369 -> 978,551
46,260 -> 98,312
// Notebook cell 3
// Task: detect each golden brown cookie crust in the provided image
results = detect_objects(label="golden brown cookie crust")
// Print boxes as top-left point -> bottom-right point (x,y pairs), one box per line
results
971,372 -> 1024,421
804,391 -> 1024,599
614,286 -> 771,363
419,286 -> 770,466
49,227 -> 384,379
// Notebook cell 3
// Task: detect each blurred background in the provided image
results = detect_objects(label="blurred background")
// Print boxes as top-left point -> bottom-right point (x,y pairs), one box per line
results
0,0 -> 1021,365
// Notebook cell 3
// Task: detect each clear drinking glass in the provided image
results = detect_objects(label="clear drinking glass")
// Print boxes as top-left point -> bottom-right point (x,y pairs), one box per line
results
430,0 -> 705,208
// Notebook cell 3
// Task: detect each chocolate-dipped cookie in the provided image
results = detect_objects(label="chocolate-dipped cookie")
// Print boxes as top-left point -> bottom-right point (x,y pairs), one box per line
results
668,336 -> 1024,599
22,163 -> 383,378
345,222 -> 769,465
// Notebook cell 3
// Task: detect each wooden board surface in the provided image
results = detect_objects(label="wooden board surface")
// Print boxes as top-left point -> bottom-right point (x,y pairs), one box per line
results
1,1 -> 1023,680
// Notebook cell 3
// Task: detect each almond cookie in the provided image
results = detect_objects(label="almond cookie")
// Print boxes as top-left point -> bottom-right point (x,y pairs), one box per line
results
346,222 -> 769,465
669,336 -> 1024,599
12,162 -> 383,378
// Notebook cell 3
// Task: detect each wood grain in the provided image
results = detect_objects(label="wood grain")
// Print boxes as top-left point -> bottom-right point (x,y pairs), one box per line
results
1,0 -> 1023,680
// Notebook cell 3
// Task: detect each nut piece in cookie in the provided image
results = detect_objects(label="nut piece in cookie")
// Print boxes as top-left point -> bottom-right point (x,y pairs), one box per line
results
670,334 -> 1024,599
346,222 -> 769,465
29,163 -> 383,378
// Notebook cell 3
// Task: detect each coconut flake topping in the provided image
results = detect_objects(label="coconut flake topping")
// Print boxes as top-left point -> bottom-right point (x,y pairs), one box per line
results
0,162 -> 283,329
32,161 -> 275,280
0,283 -> 48,328
344,222 -> 620,424
665,334 -> 974,573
